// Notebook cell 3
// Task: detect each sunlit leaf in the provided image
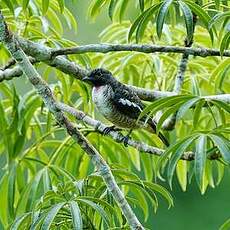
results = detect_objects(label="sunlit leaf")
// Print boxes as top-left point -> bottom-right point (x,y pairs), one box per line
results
195,135 -> 207,187
41,202 -> 66,230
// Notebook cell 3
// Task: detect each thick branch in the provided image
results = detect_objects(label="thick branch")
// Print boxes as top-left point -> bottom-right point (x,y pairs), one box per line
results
57,102 -> 164,156
0,36 -> 227,102
0,12 -> 144,230
57,102 -> 221,161
49,44 -> 230,57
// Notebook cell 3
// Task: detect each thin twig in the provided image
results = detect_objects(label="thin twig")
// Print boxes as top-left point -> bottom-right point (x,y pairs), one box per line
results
49,43 -> 230,58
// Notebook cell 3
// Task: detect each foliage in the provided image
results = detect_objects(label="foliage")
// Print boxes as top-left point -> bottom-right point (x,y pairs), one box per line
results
0,0 -> 229,229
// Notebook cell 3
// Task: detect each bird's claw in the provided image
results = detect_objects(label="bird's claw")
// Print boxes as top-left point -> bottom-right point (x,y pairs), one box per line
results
102,125 -> 121,135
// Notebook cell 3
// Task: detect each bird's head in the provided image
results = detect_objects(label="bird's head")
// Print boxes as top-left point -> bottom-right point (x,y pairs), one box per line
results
82,68 -> 115,86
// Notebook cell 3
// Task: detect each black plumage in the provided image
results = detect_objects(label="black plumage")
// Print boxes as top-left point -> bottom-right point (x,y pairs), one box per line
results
83,68 -> 169,146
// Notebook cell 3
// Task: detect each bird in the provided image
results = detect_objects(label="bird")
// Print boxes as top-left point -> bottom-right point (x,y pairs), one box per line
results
82,68 -> 169,147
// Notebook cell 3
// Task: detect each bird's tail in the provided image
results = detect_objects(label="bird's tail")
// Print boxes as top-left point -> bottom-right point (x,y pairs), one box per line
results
148,120 -> 169,147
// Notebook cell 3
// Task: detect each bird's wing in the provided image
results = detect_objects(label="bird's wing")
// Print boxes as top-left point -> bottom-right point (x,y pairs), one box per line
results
112,86 -> 144,119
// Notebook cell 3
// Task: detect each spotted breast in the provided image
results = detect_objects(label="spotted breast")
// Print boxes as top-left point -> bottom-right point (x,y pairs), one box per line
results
92,85 -> 140,129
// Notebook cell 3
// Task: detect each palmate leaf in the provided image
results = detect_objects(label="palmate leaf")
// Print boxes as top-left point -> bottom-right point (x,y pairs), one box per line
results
156,0 -> 174,39
178,0 -> 194,43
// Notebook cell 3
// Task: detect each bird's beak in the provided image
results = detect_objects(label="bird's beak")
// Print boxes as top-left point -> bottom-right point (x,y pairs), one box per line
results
82,76 -> 91,82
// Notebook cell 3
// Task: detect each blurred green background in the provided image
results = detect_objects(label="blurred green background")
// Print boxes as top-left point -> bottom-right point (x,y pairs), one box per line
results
65,1 -> 230,229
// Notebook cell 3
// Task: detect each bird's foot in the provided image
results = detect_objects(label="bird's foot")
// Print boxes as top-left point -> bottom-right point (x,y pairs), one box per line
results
102,125 -> 121,135
121,135 -> 130,147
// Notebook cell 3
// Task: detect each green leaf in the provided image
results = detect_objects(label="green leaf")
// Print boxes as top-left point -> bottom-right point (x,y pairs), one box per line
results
208,134 -> 230,164
119,0 -> 129,22
156,0 -> 174,39
57,0 -> 65,13
156,101 -> 184,133
176,160 -> 187,191
42,0 -> 50,15
143,182 -> 174,208
77,198 -> 110,226
8,164 -> 16,219
108,0 -> 118,20
178,1 -> 194,43
128,3 -> 161,42
193,99 -> 205,128
209,58 -> 230,83
0,175 -> 9,226
209,11 -> 230,29
185,0 -> 214,42
10,213 -> 31,230
167,135 -> 198,187
2,0 -> 14,14
41,202 -> 65,230
176,97 -> 200,121
139,0 -> 144,12
220,218 -> 230,230
88,0 -> 106,20
139,95 -> 195,121
136,3 -> 162,42
23,0 -> 30,11
220,31 -> 230,57
211,100 -> 230,114
195,135 -> 207,187
69,201 -> 83,230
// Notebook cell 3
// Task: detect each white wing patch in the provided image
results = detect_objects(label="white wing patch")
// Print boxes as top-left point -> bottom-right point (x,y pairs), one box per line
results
118,98 -> 142,111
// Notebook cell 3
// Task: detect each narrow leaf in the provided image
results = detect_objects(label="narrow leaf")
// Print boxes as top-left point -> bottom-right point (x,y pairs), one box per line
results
69,201 -> 83,230
42,0 -> 50,15
178,1 -> 194,43
41,202 -> 65,230
209,134 -> 230,164
156,0 -> 173,39
195,135 -> 207,187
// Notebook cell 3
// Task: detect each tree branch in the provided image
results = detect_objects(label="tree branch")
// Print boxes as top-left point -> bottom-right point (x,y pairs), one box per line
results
57,102 -> 221,161
0,12 -> 144,230
49,44 -> 230,57
0,36 -> 227,103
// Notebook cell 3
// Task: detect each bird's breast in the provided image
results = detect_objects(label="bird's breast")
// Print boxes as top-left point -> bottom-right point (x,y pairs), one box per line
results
92,85 -> 113,116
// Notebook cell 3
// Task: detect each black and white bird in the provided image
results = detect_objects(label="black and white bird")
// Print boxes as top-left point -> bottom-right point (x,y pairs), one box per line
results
83,68 -> 169,146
